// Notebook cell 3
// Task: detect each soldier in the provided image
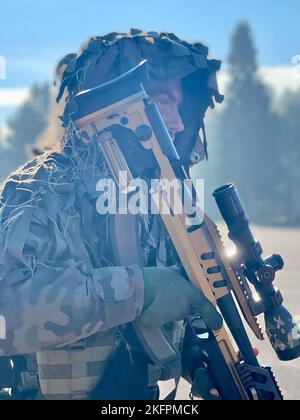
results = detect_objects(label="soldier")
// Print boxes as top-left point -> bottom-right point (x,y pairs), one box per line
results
0,30 -> 225,400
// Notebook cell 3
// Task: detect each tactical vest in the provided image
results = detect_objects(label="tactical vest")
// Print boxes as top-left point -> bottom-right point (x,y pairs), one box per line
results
36,330 -> 116,400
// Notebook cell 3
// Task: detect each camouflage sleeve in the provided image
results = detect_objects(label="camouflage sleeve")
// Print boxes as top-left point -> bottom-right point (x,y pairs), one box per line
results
0,203 -> 144,356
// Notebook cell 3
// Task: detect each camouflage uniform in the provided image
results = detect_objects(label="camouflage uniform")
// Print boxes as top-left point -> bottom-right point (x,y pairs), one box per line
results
0,139 -> 176,398
0,145 -> 145,357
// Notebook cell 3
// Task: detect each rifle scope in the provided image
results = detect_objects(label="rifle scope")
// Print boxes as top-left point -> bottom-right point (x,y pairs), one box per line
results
213,184 -> 300,362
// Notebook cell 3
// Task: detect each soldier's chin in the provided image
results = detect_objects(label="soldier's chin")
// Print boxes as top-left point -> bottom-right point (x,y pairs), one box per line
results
175,152 -> 202,167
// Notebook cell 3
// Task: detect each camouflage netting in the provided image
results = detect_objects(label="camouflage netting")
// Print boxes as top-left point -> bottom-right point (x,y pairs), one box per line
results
55,29 -> 224,159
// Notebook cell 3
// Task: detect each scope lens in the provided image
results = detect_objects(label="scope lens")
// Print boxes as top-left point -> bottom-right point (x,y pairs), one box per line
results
213,184 -> 248,234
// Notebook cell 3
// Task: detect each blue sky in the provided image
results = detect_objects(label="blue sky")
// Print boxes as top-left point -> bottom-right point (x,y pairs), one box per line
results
0,0 -> 299,125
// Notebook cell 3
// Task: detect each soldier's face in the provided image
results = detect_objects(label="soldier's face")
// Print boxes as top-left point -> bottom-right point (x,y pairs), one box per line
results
147,79 -> 185,141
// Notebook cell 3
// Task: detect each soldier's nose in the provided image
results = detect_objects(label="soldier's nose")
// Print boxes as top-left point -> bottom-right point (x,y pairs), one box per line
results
168,109 -> 184,139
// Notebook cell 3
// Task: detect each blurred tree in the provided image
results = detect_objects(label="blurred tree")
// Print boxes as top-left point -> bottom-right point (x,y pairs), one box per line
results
33,86 -> 65,154
0,127 -> 3,148
278,89 -> 300,225
0,83 -> 50,182
205,22 -> 283,224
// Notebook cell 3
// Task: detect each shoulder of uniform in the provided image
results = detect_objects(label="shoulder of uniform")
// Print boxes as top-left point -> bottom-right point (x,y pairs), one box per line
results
0,150 -> 76,219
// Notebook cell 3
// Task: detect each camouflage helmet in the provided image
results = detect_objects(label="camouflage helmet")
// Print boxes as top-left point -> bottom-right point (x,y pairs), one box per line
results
56,29 -> 224,161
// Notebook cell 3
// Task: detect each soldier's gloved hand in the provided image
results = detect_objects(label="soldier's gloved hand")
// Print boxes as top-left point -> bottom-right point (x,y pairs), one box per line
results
140,266 -> 223,330
182,317 -> 222,400
191,368 -> 221,400
183,317 -> 260,401
191,348 -> 260,400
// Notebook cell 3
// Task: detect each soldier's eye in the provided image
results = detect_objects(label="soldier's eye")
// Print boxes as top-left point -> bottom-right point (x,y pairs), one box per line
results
158,101 -> 167,107
156,98 -> 169,108
155,94 -> 169,104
